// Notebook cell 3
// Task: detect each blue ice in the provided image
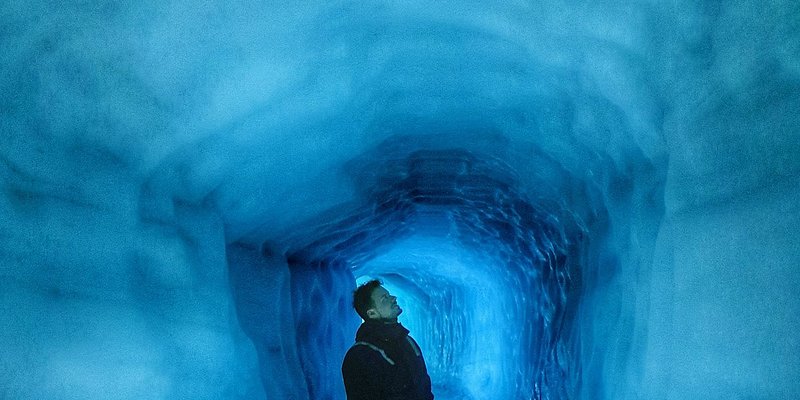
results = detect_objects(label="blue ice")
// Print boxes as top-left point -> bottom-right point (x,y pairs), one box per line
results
1,1 -> 798,399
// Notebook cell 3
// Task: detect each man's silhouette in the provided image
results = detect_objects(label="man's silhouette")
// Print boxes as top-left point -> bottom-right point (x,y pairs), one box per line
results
341,279 -> 434,399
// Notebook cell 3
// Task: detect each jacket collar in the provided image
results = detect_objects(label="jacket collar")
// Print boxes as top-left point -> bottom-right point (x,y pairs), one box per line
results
356,320 -> 410,343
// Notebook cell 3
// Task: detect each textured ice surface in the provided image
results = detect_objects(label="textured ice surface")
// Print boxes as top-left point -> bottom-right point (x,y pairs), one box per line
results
1,1 -> 799,399
284,148 -> 582,399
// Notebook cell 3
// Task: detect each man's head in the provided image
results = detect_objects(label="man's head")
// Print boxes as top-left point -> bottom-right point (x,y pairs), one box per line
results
352,279 -> 403,322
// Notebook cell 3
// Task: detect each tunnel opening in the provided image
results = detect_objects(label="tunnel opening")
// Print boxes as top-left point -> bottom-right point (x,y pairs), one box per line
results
275,146 -> 588,399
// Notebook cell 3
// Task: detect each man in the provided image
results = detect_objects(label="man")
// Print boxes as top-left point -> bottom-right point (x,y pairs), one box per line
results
341,279 -> 434,400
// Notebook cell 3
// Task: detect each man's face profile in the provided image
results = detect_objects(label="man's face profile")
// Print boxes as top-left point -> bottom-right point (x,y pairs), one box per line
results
366,286 -> 402,320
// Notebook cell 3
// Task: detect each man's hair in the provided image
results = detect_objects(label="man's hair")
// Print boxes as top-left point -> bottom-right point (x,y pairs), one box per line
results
353,279 -> 382,320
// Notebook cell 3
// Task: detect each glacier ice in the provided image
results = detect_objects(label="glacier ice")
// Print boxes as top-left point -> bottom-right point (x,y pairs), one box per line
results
1,1 -> 798,399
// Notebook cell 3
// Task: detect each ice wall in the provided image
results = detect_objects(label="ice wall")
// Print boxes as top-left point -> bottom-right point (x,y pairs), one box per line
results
2,0 -> 799,399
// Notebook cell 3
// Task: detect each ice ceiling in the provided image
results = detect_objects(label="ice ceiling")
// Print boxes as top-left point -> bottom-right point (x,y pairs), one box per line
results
1,1 -> 799,400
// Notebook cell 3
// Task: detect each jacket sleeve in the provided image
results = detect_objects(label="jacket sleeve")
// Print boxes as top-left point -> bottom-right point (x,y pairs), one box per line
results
342,347 -> 382,400
420,348 -> 434,399
408,336 -> 434,399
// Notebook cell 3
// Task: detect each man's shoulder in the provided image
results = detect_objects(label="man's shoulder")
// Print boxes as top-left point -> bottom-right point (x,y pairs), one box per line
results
344,340 -> 396,366
347,340 -> 386,355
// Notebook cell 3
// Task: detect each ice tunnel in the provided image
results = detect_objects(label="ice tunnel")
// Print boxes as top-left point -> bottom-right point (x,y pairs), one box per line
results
2,1 -> 799,400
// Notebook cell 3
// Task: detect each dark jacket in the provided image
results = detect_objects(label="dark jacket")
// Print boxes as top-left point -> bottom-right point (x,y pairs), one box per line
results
341,321 -> 434,400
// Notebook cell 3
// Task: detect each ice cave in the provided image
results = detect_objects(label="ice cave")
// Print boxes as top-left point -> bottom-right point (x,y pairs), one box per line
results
1,1 -> 798,399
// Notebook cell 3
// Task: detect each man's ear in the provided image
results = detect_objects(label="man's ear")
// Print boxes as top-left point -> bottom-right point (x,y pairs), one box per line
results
366,309 -> 378,319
